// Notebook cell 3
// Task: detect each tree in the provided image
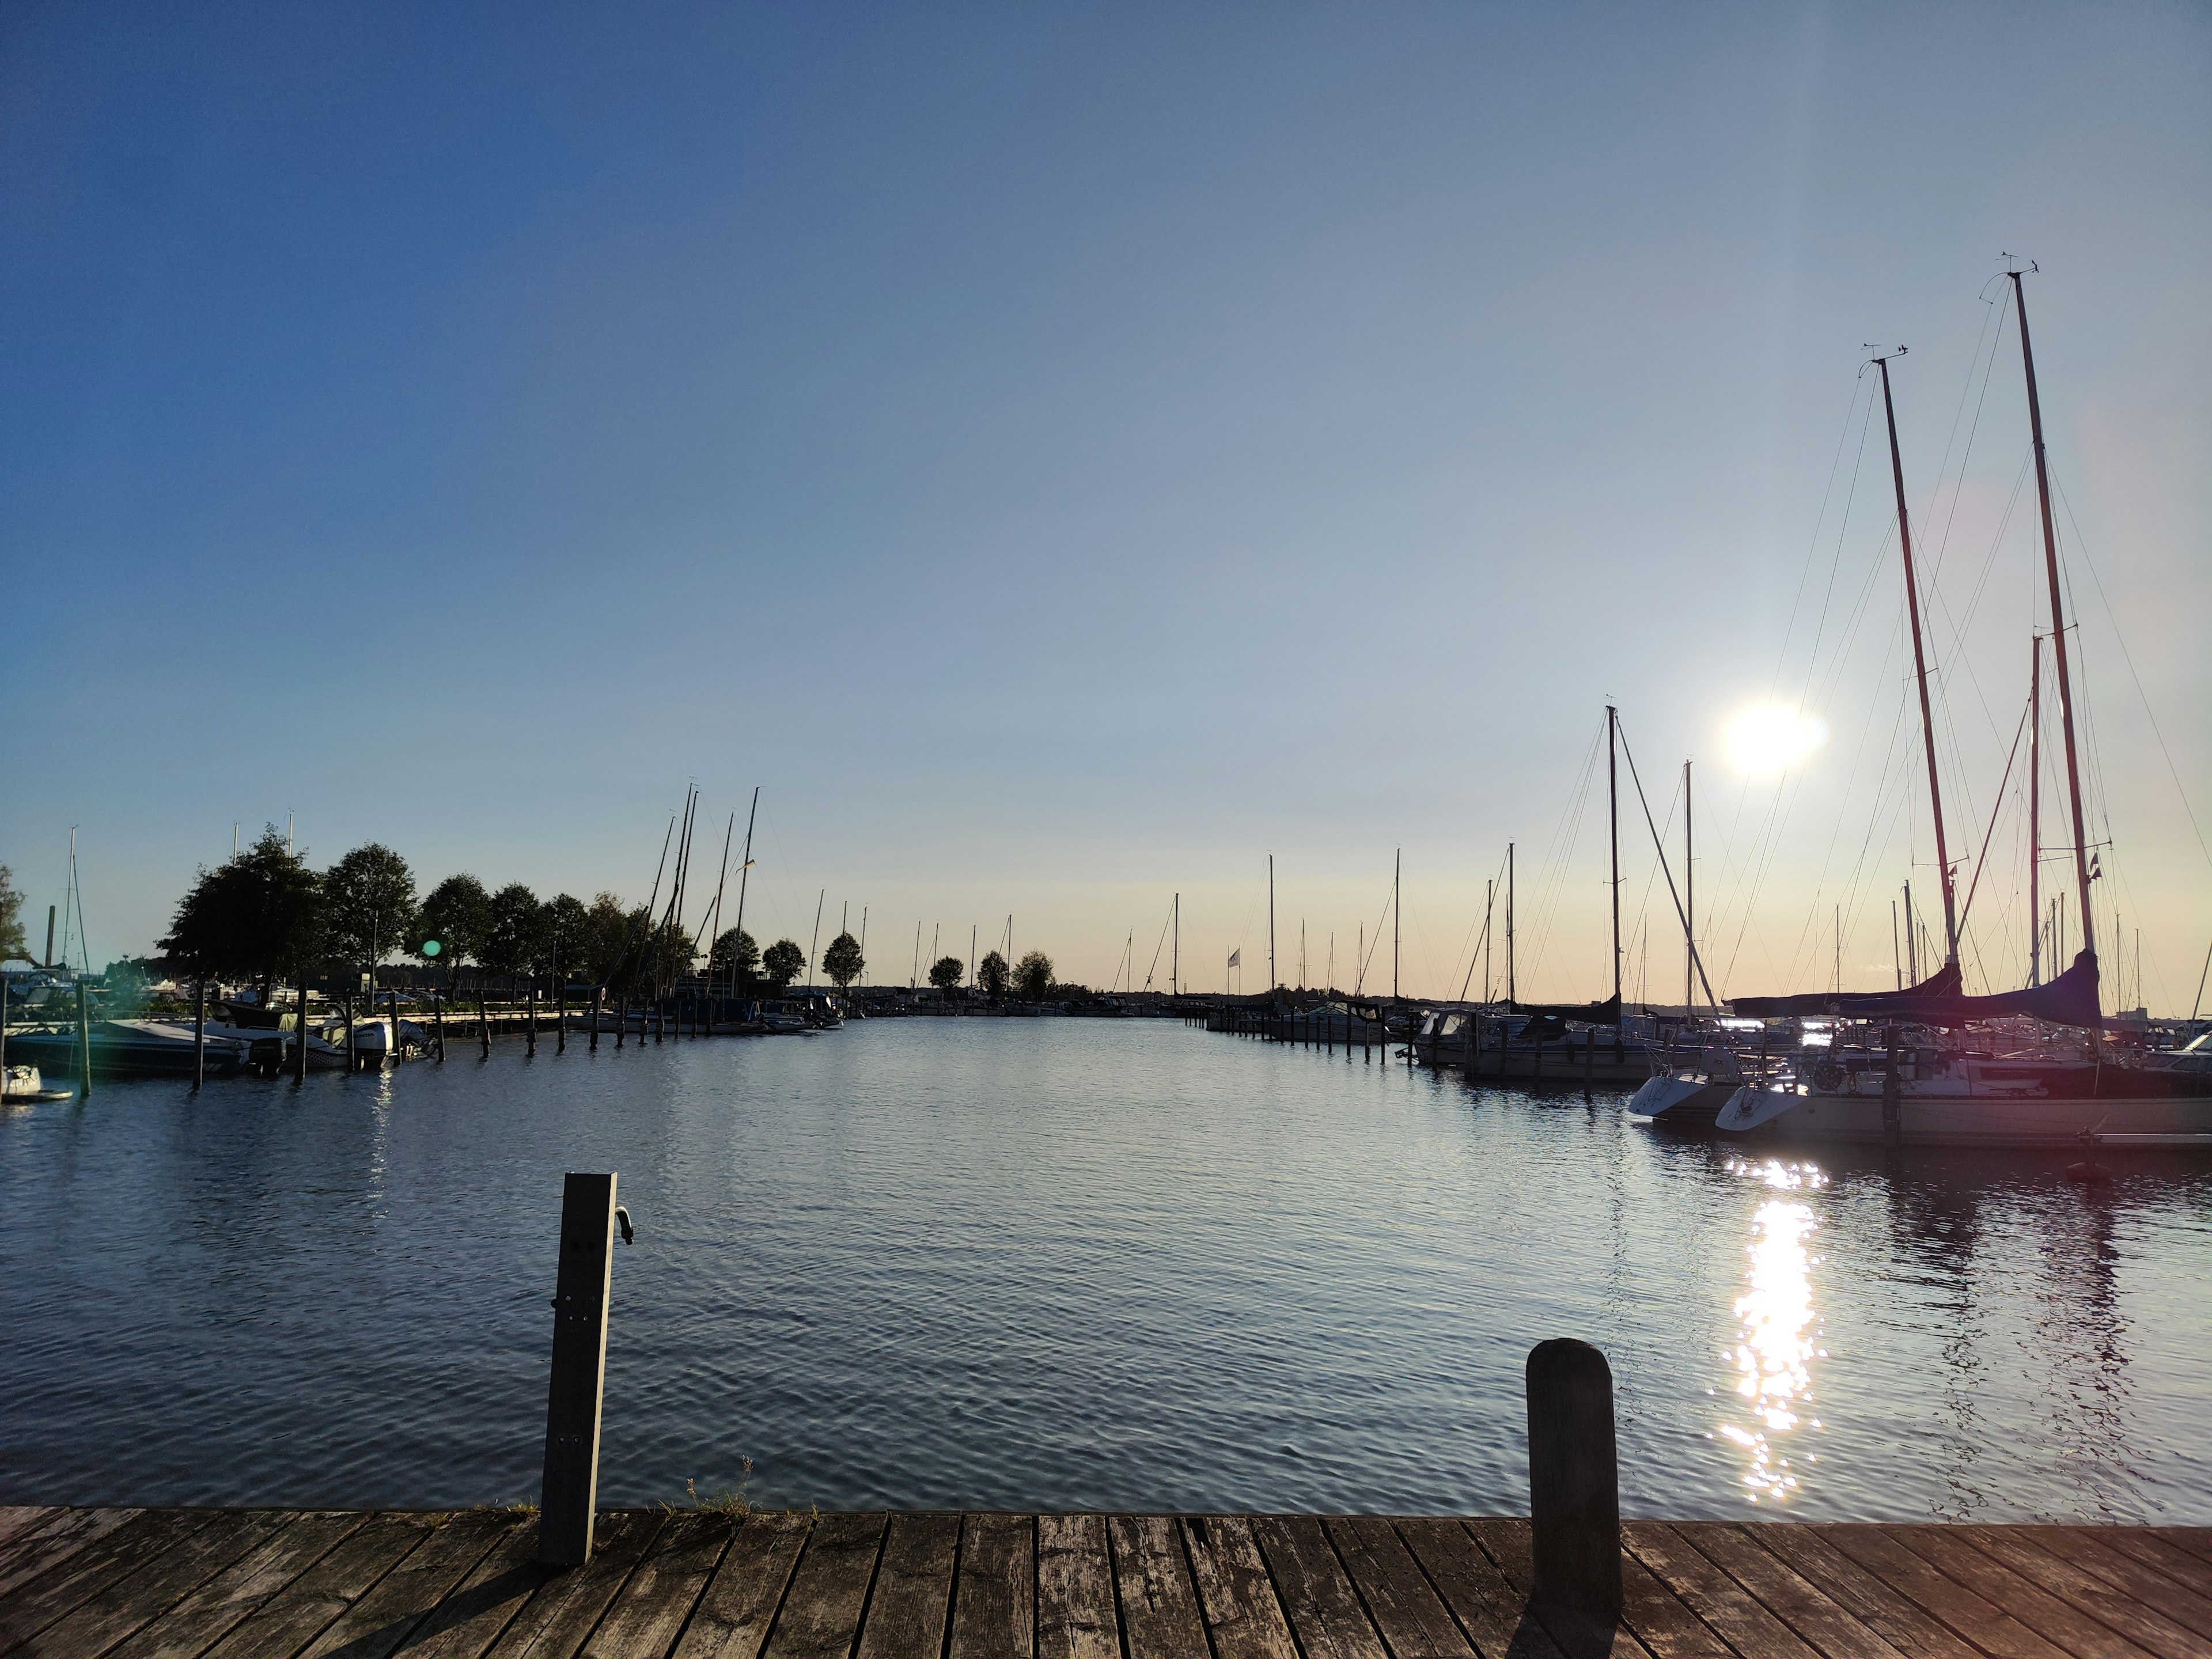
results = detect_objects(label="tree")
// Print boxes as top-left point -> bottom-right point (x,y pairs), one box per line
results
0,865 -> 26,963
323,843 -> 417,984
978,949 -> 1009,1002
538,893 -> 590,980
821,931 -> 864,991
415,874 -> 491,980
761,938 -> 805,990
927,955 -> 965,993
1013,950 -> 1053,1002
583,893 -> 637,984
479,883 -> 543,979
158,825 -> 323,997
709,927 -> 760,986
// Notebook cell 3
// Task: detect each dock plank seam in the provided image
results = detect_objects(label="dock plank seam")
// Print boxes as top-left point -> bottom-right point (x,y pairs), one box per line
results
1953,1527 -> 2207,1659
1878,1523 -> 2161,1659
1172,1516 -> 1226,1659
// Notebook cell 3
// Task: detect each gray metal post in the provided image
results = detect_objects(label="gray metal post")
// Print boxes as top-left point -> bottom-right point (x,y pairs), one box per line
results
1526,1338 -> 1622,1623
540,1171 -> 617,1566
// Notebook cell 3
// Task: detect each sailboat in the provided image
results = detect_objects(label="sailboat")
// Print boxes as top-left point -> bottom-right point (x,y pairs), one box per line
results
1718,273 -> 2211,1147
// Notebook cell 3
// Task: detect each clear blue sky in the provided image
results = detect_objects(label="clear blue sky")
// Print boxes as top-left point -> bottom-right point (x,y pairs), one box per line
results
6,3 -> 2208,1006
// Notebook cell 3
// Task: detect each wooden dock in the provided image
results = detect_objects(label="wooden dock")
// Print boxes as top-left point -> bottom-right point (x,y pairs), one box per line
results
5,1505 -> 2208,1658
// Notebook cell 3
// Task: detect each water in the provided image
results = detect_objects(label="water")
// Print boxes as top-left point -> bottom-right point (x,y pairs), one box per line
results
2,1018 -> 2207,1522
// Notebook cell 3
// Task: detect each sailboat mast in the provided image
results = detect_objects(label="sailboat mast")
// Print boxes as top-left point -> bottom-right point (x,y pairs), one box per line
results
1874,351 -> 1960,963
1392,849 -> 1400,1001
729,787 -> 759,998
1172,893 -> 1179,996
1683,762 -> 1694,1010
1607,706 -> 1621,1003
1268,854 -> 1276,993
2009,267 -> 2097,968
1506,843 -> 1516,1005
2028,635 -> 2043,986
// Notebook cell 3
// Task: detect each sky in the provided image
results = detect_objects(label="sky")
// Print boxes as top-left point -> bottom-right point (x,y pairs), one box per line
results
5,2 -> 2209,1009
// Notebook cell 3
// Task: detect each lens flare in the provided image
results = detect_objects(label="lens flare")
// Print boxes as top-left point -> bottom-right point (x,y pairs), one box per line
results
1725,706 -> 1827,775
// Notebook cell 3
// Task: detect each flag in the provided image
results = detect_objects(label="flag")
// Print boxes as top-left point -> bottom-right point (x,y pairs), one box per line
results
1226,949 -> 1241,968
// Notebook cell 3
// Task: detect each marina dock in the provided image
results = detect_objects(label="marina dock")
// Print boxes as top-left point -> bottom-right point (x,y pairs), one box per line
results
5,1502 -> 2207,1658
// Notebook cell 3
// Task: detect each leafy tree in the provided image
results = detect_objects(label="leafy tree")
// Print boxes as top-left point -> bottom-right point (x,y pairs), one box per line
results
821,930 -> 864,991
323,843 -> 417,984
158,825 -> 323,997
1013,950 -> 1053,1002
538,893 -> 591,980
479,882 -> 543,978
761,937 -> 805,990
978,949 -> 1009,1002
927,955 -> 965,993
583,893 -> 637,984
709,927 -> 760,985
0,865 -> 26,962
415,874 -> 491,980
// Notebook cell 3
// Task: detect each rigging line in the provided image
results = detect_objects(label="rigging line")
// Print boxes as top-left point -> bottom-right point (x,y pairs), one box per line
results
1353,879 -> 1393,994
1796,382 -> 1883,716
1613,717 -> 1718,1007
1520,719 -> 1603,995
2050,472 -> 2212,876
1769,374 -> 1876,705
1925,282 -> 2013,582
1141,896 -> 1175,991
1451,847 -> 1513,1003
1955,692 -> 2031,934
1782,656 -> 1909,992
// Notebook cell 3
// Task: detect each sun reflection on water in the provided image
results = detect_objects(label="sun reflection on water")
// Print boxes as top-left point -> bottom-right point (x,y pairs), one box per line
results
1716,1159 -> 1827,1503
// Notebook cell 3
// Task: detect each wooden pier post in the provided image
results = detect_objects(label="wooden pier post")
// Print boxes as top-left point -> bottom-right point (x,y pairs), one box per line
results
1526,1337 -> 1622,1624
1584,1035 -> 1594,1103
527,984 -> 538,1057
615,995 -> 627,1049
558,982 -> 567,1054
293,982 -> 310,1084
192,979 -> 206,1090
589,987 -> 601,1051
539,1172 -> 618,1567
1882,1027 -> 1902,1148
433,989 -> 446,1060
478,991 -> 491,1058
77,978 -> 93,1096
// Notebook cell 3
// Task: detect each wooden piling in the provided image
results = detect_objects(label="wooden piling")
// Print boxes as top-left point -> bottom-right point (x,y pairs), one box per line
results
77,978 -> 93,1096
615,995 -> 627,1049
527,984 -> 537,1057
1525,1337 -> 1622,1623
1583,1034 -> 1594,1103
557,981 -> 567,1054
1883,1026 -> 1902,1147
433,988 -> 446,1060
539,1172 -> 618,1567
478,991 -> 492,1058
192,979 -> 206,1090
589,986 -> 601,1051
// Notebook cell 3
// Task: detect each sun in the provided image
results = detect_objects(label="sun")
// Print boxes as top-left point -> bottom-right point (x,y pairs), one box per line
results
1726,706 -> 1827,775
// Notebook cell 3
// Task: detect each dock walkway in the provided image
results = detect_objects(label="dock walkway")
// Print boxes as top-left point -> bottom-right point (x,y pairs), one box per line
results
5,1505 -> 2208,1658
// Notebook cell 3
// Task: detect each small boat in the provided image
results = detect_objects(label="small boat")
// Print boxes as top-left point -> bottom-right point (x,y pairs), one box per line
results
3,1063 -> 74,1103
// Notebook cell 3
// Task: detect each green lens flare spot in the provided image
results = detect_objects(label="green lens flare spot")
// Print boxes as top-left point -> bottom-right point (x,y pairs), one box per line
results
422,940 -> 442,957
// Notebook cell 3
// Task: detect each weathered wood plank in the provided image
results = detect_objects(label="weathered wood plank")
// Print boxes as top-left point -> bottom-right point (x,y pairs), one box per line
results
18,1510 -> 289,1659
105,1512 -> 368,1659
0,1508 -> 155,1607
199,1513 -> 440,1659
1327,1514 -> 1475,1659
1394,1517 -> 1565,1659
760,1513 -> 884,1659
0,1509 -> 65,1552
385,1513 -> 547,1659
1464,1518 -> 1661,1659
0,1510 -> 206,1649
1623,1522 -> 1825,1659
1663,1524 -> 1902,1659
2024,1528 -> 2212,1643
1881,1525 -> 2158,1659
2104,1532 -> 2212,1605
950,1513 -> 1034,1659
1749,1525 -> 1982,1659
1108,1513 -> 1207,1659
1957,1528 -> 2206,1659
483,1510 -> 664,1659
855,1513 -> 959,1659
297,1512 -> 513,1659
2147,1532 -> 2212,1570
1035,1513 -> 1116,1659
672,1511 -> 810,1659
581,1513 -> 736,1659
1249,1516 -> 1386,1659
1815,1526 -> 2072,1659
1182,1515 -> 1296,1659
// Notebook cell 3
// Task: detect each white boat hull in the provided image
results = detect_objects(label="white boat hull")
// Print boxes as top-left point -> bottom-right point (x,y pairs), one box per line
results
1715,1088 -> 2212,1147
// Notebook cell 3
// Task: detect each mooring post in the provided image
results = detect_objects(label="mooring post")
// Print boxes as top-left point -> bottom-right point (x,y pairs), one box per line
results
77,978 -> 94,1096
1882,1026 -> 1902,1148
390,987 -> 405,1063
192,979 -> 207,1090
527,984 -> 538,1057
615,995 -> 627,1050
539,1171 -> 618,1566
589,987 -> 601,1052
558,981 -> 567,1054
479,991 -> 492,1058
1527,1337 -> 1622,1624
433,988 -> 446,1060
293,981 -> 310,1084
1584,1033 -> 1594,1103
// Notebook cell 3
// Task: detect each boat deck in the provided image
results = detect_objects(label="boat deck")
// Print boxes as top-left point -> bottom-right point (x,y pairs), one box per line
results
5,1505 -> 2208,1658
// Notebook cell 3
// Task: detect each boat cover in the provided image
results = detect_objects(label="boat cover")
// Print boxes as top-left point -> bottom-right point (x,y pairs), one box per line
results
1502,993 -> 1621,1025
1731,952 -> 2101,1029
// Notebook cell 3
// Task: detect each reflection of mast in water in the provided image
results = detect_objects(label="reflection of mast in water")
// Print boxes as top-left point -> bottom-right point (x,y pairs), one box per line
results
1884,1175 -> 1987,1518
2033,1187 -> 2134,1514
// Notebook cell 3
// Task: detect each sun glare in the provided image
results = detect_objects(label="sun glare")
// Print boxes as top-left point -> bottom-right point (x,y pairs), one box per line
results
1726,706 -> 1827,775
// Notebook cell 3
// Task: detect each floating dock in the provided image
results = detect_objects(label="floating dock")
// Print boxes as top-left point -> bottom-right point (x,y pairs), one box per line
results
5,1504 -> 2206,1658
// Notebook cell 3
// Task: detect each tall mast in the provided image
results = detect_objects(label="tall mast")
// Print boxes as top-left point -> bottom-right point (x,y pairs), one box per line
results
1172,893 -> 1179,995
1392,849 -> 1401,1001
1607,706 -> 1621,1003
2028,635 -> 2043,986
1873,351 -> 1959,964
808,890 -> 824,989
1268,854 -> 1276,993
1683,762 -> 1694,1010
729,787 -> 759,998
2010,266 -> 2097,969
1506,842 -> 1516,1006
1484,879 -> 1493,1004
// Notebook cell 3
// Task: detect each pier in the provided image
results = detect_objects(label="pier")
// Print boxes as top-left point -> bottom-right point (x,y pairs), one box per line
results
6,1502 -> 2208,1658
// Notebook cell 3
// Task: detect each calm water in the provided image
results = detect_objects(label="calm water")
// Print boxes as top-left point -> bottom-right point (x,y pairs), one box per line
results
3,1017 -> 2207,1522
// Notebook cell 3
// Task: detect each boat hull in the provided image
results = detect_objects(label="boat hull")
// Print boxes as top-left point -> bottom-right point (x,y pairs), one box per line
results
1716,1088 -> 2212,1147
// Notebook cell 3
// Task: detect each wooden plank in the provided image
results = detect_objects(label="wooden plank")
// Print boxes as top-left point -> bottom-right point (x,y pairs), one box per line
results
2024,1529 -> 2212,1642
106,1513 -> 369,1659
1249,1516 -> 1387,1659
1815,1526 -> 2073,1659
0,1507 -> 155,1605
1108,1514 -> 1207,1659
672,1511 -> 811,1659
1752,1526 -> 1983,1659
1036,1514 -> 1117,1659
1325,1514 -> 1475,1658
1880,1526 -> 2158,1659
1464,1518 -> 1661,1659
0,1510 -> 207,1649
382,1513 -> 547,1659
0,1509 -> 64,1552
2148,1532 -> 2212,1570
760,1513 -> 885,1659
581,1513 -> 736,1659
483,1510 -> 665,1659
199,1513 -> 440,1659
1664,1524 -> 1903,1659
855,1513 -> 959,1659
1624,1522 -> 1825,1659
2101,1532 -> 2212,1605
1395,1517 -> 1565,1659
1959,1529 -> 2208,1659
950,1513 -> 1034,1659
1182,1515 -> 1297,1659
298,1512 -> 514,1659
18,1509 -> 289,1659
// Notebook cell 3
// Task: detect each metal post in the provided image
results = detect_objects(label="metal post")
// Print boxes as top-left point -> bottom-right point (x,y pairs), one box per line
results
540,1172 -> 618,1566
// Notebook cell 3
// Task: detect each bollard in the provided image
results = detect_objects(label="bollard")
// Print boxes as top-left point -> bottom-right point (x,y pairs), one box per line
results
540,1172 -> 619,1566
1526,1338 -> 1622,1624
